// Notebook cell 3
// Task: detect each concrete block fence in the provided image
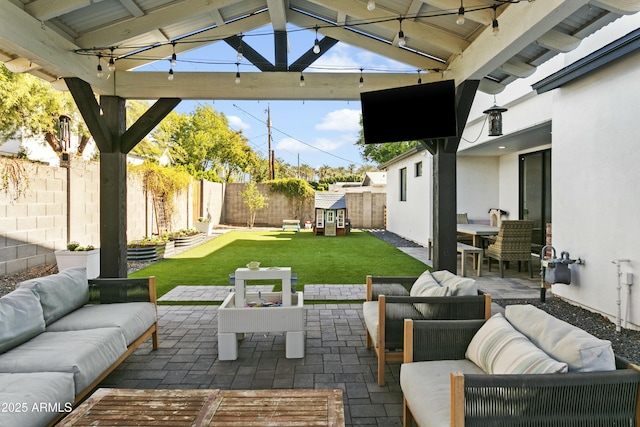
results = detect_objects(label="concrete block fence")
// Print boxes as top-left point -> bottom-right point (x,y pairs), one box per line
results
0,159 -> 385,277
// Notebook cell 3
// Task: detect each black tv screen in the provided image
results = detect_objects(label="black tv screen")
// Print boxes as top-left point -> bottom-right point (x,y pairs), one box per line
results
360,80 -> 458,144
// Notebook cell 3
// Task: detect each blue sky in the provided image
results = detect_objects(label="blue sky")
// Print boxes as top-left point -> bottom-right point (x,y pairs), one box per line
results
138,25 -> 416,169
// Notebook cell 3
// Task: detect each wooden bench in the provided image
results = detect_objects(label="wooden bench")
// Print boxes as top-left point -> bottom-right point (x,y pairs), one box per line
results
427,239 -> 483,277
457,242 -> 483,277
282,219 -> 300,232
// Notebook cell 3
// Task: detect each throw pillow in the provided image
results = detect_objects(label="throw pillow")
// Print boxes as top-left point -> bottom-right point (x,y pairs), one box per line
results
431,270 -> 477,296
505,304 -> 616,372
466,313 -> 568,375
0,288 -> 46,353
410,270 -> 441,296
18,267 -> 89,325
413,283 -> 450,318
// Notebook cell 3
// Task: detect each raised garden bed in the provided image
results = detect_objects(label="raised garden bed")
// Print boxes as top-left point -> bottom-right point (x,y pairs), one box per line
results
127,241 -> 175,262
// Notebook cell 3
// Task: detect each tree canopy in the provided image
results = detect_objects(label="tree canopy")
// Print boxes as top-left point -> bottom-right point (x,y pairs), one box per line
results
355,115 -> 418,165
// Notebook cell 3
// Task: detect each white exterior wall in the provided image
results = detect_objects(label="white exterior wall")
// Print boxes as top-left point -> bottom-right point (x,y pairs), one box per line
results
385,152 -> 432,246
457,156 -> 500,222
550,48 -> 640,328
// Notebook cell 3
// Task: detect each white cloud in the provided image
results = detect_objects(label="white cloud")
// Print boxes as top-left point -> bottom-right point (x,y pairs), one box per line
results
227,115 -> 250,131
315,109 -> 361,132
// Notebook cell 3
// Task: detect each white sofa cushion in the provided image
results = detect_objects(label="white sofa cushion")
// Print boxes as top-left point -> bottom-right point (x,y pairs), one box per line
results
0,288 -> 45,354
505,304 -> 616,372
431,270 -> 477,296
47,302 -> 156,346
401,359 -> 484,427
18,267 -> 89,325
0,372 -> 75,427
0,328 -> 127,393
466,313 -> 568,374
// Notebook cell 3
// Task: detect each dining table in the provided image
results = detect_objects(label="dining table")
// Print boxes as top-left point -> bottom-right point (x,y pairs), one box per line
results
456,224 -> 499,269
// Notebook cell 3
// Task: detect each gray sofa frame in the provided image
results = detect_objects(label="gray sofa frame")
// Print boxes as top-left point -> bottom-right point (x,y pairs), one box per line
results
402,318 -> 640,426
365,275 -> 491,386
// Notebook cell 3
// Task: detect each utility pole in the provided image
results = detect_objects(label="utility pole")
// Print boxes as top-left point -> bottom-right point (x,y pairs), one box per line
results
267,105 -> 273,180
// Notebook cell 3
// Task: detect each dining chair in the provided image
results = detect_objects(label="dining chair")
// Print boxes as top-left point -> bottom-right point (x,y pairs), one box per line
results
485,220 -> 534,278
456,213 -> 474,246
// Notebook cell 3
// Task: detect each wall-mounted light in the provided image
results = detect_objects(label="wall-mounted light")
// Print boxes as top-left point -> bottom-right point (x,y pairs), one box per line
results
483,103 -> 508,136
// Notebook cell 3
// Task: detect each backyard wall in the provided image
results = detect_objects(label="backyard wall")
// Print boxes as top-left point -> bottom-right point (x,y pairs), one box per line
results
222,183 -> 385,229
1,161 -> 385,276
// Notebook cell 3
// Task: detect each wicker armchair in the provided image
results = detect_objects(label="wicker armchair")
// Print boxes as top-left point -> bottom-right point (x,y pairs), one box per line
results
485,220 -> 534,277
364,275 -> 491,386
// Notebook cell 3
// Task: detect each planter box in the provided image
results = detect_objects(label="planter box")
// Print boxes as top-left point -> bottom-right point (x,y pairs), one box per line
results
195,222 -> 214,236
55,249 -> 100,279
170,233 -> 203,247
127,241 -> 175,262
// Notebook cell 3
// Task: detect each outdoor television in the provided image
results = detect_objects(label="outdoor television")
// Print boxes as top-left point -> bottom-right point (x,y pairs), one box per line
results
360,80 -> 458,144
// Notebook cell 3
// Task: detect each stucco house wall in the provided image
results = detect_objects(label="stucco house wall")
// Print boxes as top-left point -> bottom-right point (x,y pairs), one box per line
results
383,14 -> 640,329
550,46 -> 640,327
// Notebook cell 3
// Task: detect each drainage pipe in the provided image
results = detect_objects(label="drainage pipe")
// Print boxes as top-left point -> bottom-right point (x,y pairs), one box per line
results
612,259 -> 630,333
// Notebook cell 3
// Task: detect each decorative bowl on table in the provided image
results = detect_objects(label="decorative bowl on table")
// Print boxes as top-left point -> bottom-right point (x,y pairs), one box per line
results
246,261 -> 261,270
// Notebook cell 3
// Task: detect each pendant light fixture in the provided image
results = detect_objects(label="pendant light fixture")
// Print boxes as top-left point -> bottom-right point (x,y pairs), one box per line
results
108,47 -> 116,72
168,68 -> 174,81
235,63 -> 241,84
367,0 -> 375,11
359,68 -> 364,88
299,73 -> 305,87
483,100 -> 508,136
236,35 -> 244,61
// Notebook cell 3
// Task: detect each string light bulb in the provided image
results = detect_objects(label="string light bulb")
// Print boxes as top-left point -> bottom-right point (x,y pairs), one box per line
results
168,68 -> 174,81
108,47 -> 116,72
456,1 -> 465,25
492,6 -> 499,35
359,68 -> 364,88
235,63 -> 241,84
313,26 -> 321,54
299,73 -> 305,87
96,55 -> 103,78
367,0 -> 376,11
398,19 -> 406,47
417,69 -> 422,84
170,42 -> 177,67
236,35 -> 243,61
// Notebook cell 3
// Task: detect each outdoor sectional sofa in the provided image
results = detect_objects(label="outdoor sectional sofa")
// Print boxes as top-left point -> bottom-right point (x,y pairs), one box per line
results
363,270 -> 492,385
401,304 -> 640,427
0,267 -> 158,427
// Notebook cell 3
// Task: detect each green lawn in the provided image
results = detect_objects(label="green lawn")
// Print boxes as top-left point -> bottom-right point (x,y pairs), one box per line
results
129,229 -> 428,297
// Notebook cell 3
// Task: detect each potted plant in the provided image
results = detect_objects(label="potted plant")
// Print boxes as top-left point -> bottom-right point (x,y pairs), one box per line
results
195,217 -> 214,236
54,242 -> 100,279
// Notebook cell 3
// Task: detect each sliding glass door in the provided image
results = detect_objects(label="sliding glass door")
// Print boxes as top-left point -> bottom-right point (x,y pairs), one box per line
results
519,149 -> 551,247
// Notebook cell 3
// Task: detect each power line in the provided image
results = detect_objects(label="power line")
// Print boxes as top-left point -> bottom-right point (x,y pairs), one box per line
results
232,103 -> 363,166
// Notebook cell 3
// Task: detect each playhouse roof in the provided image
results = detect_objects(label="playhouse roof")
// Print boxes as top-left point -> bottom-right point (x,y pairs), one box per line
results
315,193 -> 346,210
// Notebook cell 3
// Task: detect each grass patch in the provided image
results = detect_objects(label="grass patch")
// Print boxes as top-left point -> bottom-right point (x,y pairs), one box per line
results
130,229 -> 427,297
